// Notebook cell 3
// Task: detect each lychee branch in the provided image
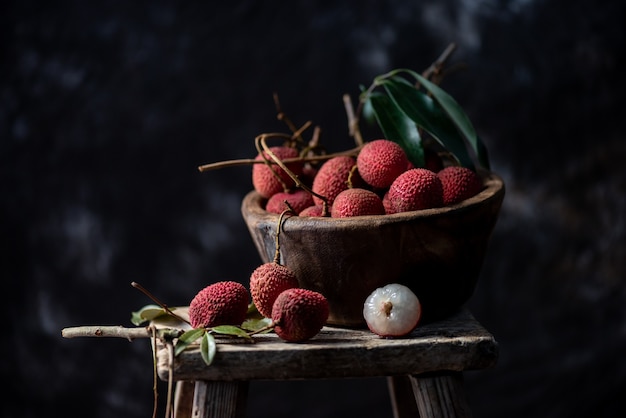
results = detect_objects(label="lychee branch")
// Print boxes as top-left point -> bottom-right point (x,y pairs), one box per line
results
254,133 -> 293,194
348,42 -> 458,147
61,325 -> 182,340
273,209 -> 292,264
196,147 -> 360,172
131,281 -> 191,326
256,134 -> 332,216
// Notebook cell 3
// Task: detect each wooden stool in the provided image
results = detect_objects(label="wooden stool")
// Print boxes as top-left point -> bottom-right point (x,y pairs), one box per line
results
154,309 -> 498,418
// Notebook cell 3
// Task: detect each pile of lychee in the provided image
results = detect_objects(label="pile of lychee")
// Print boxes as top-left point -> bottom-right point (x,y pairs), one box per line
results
253,138 -> 484,218
187,139 -> 486,342
188,261 -> 329,343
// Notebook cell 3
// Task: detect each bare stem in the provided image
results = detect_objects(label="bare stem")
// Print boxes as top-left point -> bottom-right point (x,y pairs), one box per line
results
273,209 -> 293,264
257,134 -> 331,214
62,325 -> 154,339
246,322 -> 276,337
131,282 -> 191,326
422,42 -> 457,81
165,342 -> 175,418
254,135 -> 293,193
197,145 -> 360,172
151,327 -> 159,418
343,94 -> 364,147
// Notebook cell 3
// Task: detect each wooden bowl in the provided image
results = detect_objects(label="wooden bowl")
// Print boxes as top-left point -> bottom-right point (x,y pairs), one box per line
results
241,171 -> 505,327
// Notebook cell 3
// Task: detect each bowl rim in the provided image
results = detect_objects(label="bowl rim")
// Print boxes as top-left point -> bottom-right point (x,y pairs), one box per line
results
241,170 -> 505,228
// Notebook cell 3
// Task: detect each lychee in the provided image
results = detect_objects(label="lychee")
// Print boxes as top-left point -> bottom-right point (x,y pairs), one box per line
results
330,188 -> 385,218
386,168 -> 443,213
437,166 -> 484,206
356,139 -> 410,189
252,146 -> 303,199
188,281 -> 249,329
250,262 -> 299,318
298,204 -> 324,217
265,189 -> 314,214
363,283 -> 422,338
311,156 -> 366,206
381,191 -> 396,215
271,288 -> 329,342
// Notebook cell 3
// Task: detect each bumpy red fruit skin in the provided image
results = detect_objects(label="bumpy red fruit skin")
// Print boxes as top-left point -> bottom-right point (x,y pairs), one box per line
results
265,190 -> 314,214
437,166 -> 484,206
357,139 -> 410,189
188,281 -> 249,329
250,263 -> 299,318
298,204 -> 324,217
331,188 -> 385,217
387,168 -> 443,213
252,146 -> 303,199
311,156 -> 366,206
272,288 -> 329,342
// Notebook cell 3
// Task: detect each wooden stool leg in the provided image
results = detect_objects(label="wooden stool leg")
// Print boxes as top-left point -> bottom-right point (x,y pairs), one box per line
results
409,372 -> 472,418
387,376 -> 420,418
192,381 -> 249,418
174,381 -> 195,418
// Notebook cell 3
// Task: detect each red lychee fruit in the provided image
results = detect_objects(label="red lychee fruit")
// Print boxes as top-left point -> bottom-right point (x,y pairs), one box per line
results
265,189 -> 314,214
356,139 -> 410,189
298,204 -> 324,217
271,288 -> 329,342
250,262 -> 299,318
382,191 -> 396,215
311,156 -> 366,207
330,188 -> 385,218
386,168 -> 443,213
252,146 -> 303,199
188,281 -> 249,329
437,166 -> 484,206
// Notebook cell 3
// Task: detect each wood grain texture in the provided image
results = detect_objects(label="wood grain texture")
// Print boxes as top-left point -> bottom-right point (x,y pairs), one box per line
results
410,373 -> 472,418
191,381 -> 248,418
155,310 -> 498,382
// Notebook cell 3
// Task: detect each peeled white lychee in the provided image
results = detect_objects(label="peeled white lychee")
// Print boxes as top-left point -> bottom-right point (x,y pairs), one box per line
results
363,283 -> 422,337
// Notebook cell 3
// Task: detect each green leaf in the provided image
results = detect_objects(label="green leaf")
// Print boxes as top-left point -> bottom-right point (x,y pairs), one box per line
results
367,91 -> 425,167
211,325 -> 251,339
241,317 -> 273,333
130,305 -> 168,326
174,328 -> 206,356
200,332 -> 216,366
412,72 -> 490,170
380,77 -> 476,169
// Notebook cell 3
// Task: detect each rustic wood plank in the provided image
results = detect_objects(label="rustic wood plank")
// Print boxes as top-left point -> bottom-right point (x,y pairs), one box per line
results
410,373 -> 472,418
192,380 -> 248,418
387,375 -> 420,418
173,381 -> 194,418
155,309 -> 498,382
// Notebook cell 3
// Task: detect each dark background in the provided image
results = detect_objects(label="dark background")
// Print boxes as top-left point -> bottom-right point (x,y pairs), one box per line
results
3,1 -> 625,417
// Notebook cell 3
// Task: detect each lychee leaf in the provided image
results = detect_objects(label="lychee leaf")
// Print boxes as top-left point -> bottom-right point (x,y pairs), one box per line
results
200,332 -> 216,366
241,317 -> 273,333
246,302 -> 263,319
130,305 -> 168,326
367,91 -> 425,168
380,77 -> 476,170
411,72 -> 490,170
174,328 -> 206,356
211,325 -> 251,339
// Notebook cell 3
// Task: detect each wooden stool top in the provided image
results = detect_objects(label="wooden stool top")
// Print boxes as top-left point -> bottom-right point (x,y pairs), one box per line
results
155,309 -> 498,382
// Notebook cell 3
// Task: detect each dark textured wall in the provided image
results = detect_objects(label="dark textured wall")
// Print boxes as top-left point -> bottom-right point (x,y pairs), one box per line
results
3,1 -> 625,417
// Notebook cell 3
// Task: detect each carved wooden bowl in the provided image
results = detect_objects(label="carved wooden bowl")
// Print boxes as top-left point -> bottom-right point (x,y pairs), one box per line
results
241,171 -> 505,327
